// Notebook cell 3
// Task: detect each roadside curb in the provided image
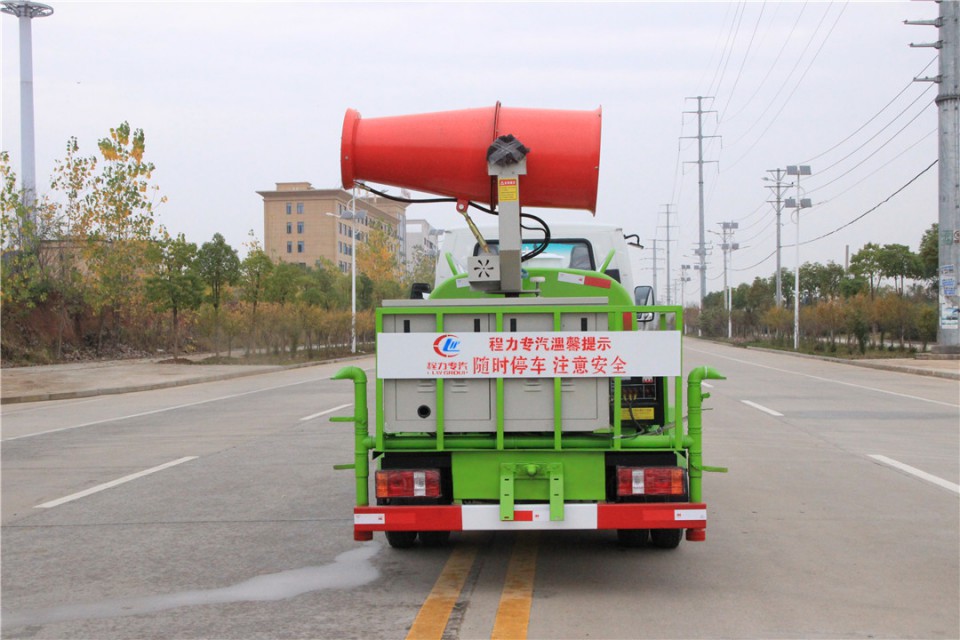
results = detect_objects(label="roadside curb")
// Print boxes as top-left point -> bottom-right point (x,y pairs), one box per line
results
743,345 -> 960,381
0,353 -> 373,405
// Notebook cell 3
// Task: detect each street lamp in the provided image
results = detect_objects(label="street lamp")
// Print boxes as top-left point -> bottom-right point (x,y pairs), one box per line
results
785,165 -> 812,351
326,187 -> 365,354
1,1 -> 53,219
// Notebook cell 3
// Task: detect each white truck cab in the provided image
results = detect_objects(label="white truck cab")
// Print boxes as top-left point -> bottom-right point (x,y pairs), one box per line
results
434,223 -> 643,297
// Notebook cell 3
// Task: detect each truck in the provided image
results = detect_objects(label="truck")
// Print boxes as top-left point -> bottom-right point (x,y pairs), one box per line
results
332,103 -> 723,549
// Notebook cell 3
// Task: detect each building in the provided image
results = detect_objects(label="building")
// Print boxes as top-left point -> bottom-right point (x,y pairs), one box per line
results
404,218 -> 442,274
256,182 -> 408,272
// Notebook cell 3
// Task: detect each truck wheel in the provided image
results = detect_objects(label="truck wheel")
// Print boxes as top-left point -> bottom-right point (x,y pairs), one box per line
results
650,528 -> 682,549
385,531 -> 418,549
616,529 -> 649,547
419,531 -> 451,547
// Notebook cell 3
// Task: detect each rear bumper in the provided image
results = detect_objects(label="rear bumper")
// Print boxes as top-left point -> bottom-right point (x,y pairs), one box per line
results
354,502 -> 706,536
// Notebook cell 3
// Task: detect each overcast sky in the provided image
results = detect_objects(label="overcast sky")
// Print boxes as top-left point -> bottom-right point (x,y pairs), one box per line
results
1,1 -> 942,302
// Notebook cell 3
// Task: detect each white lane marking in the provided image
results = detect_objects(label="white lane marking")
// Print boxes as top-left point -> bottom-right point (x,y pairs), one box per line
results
686,347 -> 960,409
702,382 -> 714,389
35,457 -> 199,509
740,400 -> 784,417
300,403 -> 352,422
4,376 -> 336,442
869,455 -> 960,495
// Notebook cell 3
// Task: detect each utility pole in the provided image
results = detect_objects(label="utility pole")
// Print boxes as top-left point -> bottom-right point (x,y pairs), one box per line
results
907,1 -> 960,354
683,97 -> 719,308
711,223 -> 740,339
785,166 -> 812,351
763,168 -> 791,306
1,1 -> 54,220
659,204 -> 677,305
649,238 -> 659,303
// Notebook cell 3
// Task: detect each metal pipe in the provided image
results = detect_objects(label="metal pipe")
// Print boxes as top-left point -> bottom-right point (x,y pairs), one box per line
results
686,365 -> 724,503
331,366 -> 371,507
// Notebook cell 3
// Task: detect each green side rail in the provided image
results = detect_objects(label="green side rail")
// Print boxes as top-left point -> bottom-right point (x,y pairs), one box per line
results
686,365 -> 726,503
330,366 -> 373,507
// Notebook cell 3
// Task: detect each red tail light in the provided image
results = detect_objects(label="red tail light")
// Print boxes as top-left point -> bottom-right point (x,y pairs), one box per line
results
376,470 -> 441,498
617,467 -> 686,497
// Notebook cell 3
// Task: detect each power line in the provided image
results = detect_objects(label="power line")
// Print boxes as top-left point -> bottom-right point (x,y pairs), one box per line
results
724,2 -> 848,169
800,159 -> 938,245
705,2 -> 747,98
812,84 -> 936,177
805,98 -> 935,194
723,1 -> 806,123
718,2 -> 768,121
729,159 -> 937,272
801,56 -> 937,164
810,127 -> 937,207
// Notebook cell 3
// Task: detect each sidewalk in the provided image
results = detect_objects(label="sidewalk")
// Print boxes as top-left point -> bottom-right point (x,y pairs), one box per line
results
0,353 -> 369,405
743,346 -> 960,381
2,346 -> 955,406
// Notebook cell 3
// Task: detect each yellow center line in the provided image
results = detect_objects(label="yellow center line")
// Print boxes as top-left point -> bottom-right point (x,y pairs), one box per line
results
491,534 -> 539,640
406,543 -> 480,640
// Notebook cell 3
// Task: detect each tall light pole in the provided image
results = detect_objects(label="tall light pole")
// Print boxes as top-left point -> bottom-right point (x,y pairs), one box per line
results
785,165 -> 812,351
680,263 -> 692,308
326,187 -> 363,353
1,1 -> 53,219
718,222 -> 739,339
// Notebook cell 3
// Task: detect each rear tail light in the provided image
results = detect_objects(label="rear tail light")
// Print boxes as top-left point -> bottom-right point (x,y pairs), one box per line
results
617,467 -> 686,496
376,469 -> 441,498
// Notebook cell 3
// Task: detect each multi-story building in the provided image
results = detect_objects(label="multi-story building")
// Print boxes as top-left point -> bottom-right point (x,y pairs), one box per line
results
257,182 -> 408,272
404,218 -> 441,274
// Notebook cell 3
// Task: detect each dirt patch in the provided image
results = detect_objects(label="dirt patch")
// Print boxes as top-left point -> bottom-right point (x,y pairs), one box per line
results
157,358 -> 196,365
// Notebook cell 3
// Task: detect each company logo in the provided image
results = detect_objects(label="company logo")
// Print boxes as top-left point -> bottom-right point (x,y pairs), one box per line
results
433,334 -> 461,357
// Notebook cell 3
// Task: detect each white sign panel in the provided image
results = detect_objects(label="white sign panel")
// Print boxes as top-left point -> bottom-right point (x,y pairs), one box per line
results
377,331 -> 681,379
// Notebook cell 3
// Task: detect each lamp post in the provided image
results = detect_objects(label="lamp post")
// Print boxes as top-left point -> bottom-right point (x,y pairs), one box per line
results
326,187 -> 362,353
785,165 -> 812,351
1,1 -> 53,219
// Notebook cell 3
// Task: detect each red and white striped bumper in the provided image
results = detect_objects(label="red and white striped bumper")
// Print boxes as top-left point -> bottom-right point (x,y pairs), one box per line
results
354,503 -> 706,534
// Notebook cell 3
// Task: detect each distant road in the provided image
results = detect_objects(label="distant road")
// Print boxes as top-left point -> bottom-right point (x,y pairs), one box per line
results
2,343 -> 957,638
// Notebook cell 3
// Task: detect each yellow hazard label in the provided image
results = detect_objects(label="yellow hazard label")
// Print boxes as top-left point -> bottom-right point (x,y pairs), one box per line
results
498,178 -> 519,202
621,407 -> 655,420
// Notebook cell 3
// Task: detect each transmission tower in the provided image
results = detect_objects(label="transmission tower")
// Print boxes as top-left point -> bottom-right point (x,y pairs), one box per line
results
682,97 -> 720,308
659,204 -> 677,305
763,168 -> 791,307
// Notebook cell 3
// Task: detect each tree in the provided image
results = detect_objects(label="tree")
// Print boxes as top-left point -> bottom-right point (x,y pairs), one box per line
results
301,259 -> 349,310
0,153 -> 48,321
877,244 -> 921,296
145,233 -> 203,359
357,225 -> 404,306
197,233 -> 240,312
197,233 -> 240,355
408,244 -> 438,287
239,238 -> 274,354
49,123 -> 165,354
918,223 -> 939,284
850,243 -> 884,299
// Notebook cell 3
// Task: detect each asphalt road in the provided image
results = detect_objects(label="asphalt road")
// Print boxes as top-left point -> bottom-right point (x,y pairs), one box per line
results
1,341 -> 957,639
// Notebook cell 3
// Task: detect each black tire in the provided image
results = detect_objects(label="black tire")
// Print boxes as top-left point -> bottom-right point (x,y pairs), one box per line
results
616,529 -> 650,547
650,528 -> 683,549
385,530 -> 418,549
419,531 -> 451,547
